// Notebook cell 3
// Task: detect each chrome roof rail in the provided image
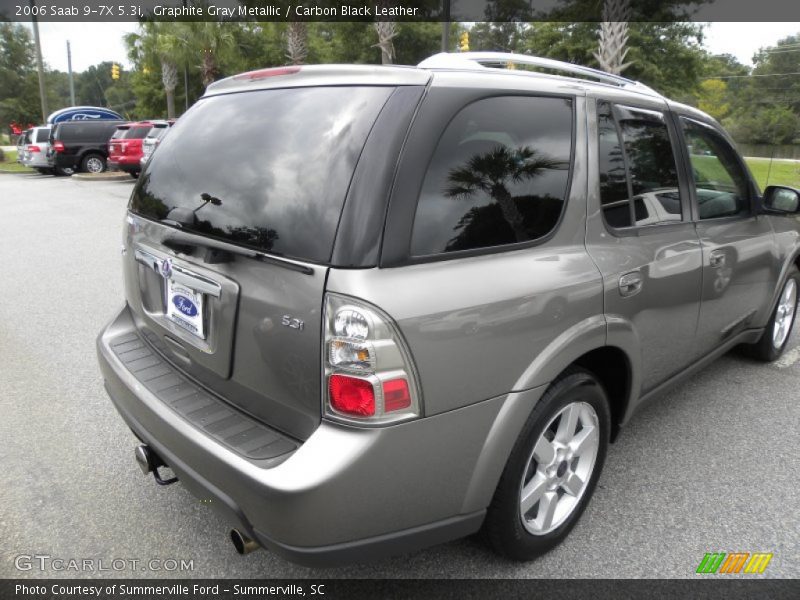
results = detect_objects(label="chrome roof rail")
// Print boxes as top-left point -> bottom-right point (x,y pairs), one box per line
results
418,52 -> 661,97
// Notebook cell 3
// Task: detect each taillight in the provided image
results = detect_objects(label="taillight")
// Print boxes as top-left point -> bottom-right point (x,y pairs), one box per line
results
234,66 -> 300,81
323,294 -> 422,424
53,141 -> 65,153
29,145 -> 40,153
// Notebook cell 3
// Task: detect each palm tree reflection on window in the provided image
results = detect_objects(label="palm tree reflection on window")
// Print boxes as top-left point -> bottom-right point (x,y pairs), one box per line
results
443,145 -> 566,251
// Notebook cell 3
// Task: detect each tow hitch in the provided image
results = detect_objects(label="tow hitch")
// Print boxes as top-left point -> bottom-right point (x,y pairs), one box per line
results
135,445 -> 178,486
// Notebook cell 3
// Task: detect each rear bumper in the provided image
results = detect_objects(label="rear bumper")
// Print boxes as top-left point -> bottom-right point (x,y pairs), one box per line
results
97,305 -> 538,565
25,154 -> 51,168
108,161 -> 139,173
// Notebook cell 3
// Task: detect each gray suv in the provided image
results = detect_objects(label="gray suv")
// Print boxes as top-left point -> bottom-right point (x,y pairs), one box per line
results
97,52 -> 800,566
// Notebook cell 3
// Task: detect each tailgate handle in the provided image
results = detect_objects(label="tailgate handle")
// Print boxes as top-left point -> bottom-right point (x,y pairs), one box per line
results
134,248 -> 222,298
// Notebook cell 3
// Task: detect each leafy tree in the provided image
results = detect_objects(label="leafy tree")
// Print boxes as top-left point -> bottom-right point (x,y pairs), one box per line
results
697,79 -> 730,120
126,22 -> 186,118
726,106 -> 799,145
0,22 -> 40,128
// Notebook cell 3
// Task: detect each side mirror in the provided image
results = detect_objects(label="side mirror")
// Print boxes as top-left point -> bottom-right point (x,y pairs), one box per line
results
763,185 -> 800,213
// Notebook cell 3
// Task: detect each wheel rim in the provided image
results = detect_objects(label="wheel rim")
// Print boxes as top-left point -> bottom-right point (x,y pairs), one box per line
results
519,401 -> 600,535
86,157 -> 103,173
772,278 -> 797,350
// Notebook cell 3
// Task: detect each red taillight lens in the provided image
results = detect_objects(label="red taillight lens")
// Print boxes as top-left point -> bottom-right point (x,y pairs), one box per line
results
53,141 -> 65,153
29,145 -> 40,153
329,375 -> 375,417
382,379 -> 411,412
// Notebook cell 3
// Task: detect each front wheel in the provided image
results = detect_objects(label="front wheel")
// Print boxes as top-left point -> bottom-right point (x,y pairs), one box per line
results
54,166 -> 74,176
483,368 -> 610,561
744,267 -> 799,362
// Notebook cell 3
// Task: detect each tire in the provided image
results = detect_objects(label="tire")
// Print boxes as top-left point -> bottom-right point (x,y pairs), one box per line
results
35,168 -> 53,175
483,367 -> 610,561
129,171 -> 139,179
743,267 -> 799,362
81,154 -> 106,174
54,166 -> 74,176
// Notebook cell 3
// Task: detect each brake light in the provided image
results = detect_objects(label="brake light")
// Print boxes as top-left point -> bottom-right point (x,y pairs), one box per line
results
329,375 -> 375,417
234,66 -> 301,81
323,294 -> 422,425
28,145 -> 40,153
53,141 -> 65,153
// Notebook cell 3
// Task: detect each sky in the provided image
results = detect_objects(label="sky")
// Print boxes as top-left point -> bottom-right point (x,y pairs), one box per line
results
22,21 -> 800,74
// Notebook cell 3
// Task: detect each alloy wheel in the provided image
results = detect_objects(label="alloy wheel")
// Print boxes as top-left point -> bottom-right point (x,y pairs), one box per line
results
772,278 -> 797,349
519,401 -> 600,535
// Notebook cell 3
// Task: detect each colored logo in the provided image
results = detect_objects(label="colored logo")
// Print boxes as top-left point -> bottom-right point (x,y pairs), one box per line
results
172,295 -> 198,317
696,552 -> 773,574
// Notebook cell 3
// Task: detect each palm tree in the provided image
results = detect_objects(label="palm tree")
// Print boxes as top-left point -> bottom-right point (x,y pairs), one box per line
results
445,145 -> 564,243
285,22 -> 308,65
125,22 -> 184,118
593,0 -> 633,75
180,22 -> 236,87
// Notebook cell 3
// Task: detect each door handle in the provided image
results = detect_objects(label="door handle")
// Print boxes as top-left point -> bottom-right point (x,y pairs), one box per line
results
709,250 -> 726,268
618,271 -> 643,297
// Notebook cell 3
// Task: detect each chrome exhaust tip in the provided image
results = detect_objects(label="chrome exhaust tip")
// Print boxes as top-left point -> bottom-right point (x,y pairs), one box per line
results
230,529 -> 260,555
134,444 -> 154,475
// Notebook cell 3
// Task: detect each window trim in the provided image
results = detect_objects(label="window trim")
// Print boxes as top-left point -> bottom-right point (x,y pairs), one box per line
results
388,92 -> 577,266
673,114 -> 759,223
595,100 -> 692,236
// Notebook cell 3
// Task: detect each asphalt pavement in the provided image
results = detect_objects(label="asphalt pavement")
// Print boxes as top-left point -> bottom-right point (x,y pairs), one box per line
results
0,172 -> 798,579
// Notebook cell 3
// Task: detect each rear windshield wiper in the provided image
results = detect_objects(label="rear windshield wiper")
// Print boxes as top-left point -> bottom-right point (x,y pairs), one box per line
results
160,226 -> 313,275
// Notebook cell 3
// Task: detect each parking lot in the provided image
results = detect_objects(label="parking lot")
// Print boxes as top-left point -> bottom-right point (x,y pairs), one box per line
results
0,172 -> 798,579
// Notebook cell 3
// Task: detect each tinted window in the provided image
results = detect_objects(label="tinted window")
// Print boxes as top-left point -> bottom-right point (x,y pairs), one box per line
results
34,128 -> 50,143
131,86 -> 393,263
410,96 -> 573,255
681,118 -> 751,219
597,102 -> 683,228
111,128 -> 128,139
125,126 -> 152,139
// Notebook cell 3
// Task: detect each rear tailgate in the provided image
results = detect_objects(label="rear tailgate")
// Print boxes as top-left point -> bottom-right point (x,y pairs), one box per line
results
124,84 -> 397,440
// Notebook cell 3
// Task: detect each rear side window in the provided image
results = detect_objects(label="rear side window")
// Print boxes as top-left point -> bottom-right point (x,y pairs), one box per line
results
597,102 -> 683,228
680,118 -> 751,219
410,96 -> 573,256
131,86 -> 393,263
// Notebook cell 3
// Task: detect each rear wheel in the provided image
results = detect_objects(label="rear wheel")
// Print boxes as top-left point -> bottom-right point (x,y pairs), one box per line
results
744,267 -> 799,362
81,154 -> 106,173
54,166 -> 74,176
483,368 -> 610,560
129,171 -> 139,179
35,168 -> 53,175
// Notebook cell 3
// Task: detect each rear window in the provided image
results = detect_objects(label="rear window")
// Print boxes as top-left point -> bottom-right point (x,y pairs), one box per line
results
34,128 -> 50,143
131,86 -> 393,263
111,128 -> 128,139
124,126 -> 152,139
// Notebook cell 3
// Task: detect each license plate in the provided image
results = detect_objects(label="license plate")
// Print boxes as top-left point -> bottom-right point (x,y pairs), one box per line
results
166,279 -> 206,339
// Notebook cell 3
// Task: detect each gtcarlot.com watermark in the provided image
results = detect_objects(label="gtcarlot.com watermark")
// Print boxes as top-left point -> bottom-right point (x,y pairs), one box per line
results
14,554 -> 194,573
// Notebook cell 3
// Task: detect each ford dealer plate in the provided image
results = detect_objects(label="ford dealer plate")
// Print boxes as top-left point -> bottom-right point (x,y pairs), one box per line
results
166,279 -> 205,339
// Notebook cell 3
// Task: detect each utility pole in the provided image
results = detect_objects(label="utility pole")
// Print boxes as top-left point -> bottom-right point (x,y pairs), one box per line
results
441,0 -> 450,53
30,0 -> 49,122
67,40 -> 76,106
182,0 -> 189,111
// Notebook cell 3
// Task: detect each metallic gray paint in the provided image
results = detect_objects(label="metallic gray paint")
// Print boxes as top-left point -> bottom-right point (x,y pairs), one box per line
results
97,62 -> 800,564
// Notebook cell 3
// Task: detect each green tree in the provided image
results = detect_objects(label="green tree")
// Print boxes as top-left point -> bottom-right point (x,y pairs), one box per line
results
126,22 -> 187,118
0,22 -> 40,128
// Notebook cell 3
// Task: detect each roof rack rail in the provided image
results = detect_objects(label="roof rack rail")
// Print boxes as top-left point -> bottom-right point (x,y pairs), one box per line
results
418,52 -> 661,97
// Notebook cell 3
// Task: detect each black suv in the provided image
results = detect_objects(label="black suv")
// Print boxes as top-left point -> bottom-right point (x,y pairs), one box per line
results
48,120 -> 127,175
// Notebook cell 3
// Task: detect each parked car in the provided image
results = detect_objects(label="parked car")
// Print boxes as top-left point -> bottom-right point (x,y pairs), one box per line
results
108,121 -> 157,178
97,54 -> 800,567
48,119 -> 127,175
139,120 -> 175,168
21,126 -> 53,174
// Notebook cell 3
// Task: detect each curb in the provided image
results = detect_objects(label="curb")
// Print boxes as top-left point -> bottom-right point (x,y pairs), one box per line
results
72,172 -> 133,182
